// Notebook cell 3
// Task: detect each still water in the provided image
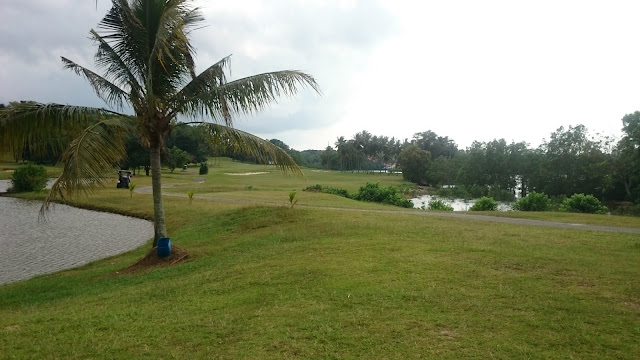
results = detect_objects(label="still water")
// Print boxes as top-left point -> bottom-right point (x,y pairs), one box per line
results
411,194 -> 513,211
0,180 -> 153,284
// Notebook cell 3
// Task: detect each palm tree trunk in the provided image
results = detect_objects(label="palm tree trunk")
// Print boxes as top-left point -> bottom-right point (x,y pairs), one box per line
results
150,143 -> 168,247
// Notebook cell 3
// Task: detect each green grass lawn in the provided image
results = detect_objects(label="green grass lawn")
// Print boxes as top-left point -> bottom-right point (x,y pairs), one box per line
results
2,158 -> 640,359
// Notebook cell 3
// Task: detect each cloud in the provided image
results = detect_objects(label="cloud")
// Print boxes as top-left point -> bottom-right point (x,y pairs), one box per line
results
2,0 -> 639,152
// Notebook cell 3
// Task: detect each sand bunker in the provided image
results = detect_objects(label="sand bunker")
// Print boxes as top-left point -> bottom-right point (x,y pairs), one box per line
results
224,172 -> 270,176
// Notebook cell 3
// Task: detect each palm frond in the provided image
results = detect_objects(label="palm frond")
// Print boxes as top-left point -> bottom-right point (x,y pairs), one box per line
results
90,29 -> 145,110
98,0 -> 148,86
0,102 -> 126,158
61,57 -> 129,110
174,66 -> 320,124
169,55 -> 232,123
221,71 -> 320,114
142,0 -> 203,98
200,123 -> 303,177
41,116 -> 136,218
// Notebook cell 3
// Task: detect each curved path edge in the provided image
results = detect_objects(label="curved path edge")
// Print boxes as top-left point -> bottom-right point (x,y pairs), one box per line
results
136,184 -> 640,234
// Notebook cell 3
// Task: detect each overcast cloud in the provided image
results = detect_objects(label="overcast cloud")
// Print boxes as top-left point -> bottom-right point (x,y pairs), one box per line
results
1,0 -> 640,150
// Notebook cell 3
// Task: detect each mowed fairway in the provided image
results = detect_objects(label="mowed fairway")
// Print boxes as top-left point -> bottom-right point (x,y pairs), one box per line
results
1,158 -> 640,359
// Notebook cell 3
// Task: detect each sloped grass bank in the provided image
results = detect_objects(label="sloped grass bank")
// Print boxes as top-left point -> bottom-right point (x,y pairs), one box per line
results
2,205 -> 639,359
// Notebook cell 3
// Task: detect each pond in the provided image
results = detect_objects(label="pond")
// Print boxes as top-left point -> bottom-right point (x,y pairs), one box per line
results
411,194 -> 514,211
0,180 -> 153,285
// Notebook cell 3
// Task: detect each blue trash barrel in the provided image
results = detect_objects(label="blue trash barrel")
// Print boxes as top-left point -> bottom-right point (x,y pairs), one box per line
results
157,237 -> 171,257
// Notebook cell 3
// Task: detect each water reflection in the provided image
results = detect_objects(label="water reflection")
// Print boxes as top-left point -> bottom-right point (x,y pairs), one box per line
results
411,195 -> 513,211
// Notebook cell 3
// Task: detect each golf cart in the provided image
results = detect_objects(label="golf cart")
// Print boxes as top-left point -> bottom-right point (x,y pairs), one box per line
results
116,170 -> 132,189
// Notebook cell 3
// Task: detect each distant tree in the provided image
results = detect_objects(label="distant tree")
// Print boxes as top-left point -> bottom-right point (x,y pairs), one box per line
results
398,145 -> 431,184
321,146 -> 340,170
613,111 -> 640,201
534,125 -> 609,198
412,130 -> 458,159
164,146 -> 190,173
166,124 -> 209,163
120,135 -> 150,175
425,156 -> 460,186
335,136 -> 348,171
269,139 -> 290,151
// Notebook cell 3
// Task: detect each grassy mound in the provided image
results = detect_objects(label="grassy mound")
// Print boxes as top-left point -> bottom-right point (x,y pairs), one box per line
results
2,158 -> 640,359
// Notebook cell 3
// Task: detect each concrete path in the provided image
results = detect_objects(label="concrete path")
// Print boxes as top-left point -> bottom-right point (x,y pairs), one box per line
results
0,197 -> 153,285
136,184 -> 640,234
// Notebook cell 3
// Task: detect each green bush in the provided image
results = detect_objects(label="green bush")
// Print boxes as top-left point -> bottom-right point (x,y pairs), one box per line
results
303,184 -> 350,198
199,162 -> 209,175
10,163 -> 48,192
469,196 -> 498,211
353,182 -> 413,208
303,184 -> 323,192
512,192 -> 550,211
428,199 -> 454,211
560,193 -> 608,214
488,186 -> 515,202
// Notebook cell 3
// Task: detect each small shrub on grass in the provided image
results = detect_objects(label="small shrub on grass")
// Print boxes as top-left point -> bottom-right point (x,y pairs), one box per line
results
428,199 -> 454,211
303,184 -> 324,192
512,192 -> 550,211
199,162 -> 209,175
303,184 -> 350,198
10,163 -> 48,192
469,196 -> 498,211
324,186 -> 351,198
353,182 -> 413,208
128,183 -> 136,197
288,191 -> 299,208
560,193 -> 608,214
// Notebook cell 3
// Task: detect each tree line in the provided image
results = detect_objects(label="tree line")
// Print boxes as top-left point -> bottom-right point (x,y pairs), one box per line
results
5,96 -> 640,204
318,115 -> 640,204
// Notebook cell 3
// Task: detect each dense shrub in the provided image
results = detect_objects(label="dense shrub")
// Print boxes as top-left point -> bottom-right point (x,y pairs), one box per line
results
304,183 -> 413,208
303,184 -> 350,198
488,186 -> 515,202
199,162 -> 209,175
560,193 -> 608,214
512,192 -> 550,211
353,182 -> 413,208
469,196 -> 498,211
428,199 -> 454,211
304,184 -> 324,192
10,163 -> 48,192
323,187 -> 350,198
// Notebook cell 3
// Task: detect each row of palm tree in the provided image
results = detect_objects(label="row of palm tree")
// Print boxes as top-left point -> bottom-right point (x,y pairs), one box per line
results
0,0 -> 319,249
331,131 -> 405,172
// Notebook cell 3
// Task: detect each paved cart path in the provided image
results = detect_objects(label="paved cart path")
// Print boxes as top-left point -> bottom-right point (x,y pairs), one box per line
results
136,184 -> 640,234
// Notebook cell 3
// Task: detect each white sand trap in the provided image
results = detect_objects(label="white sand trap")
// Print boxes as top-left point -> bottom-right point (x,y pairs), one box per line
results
224,172 -> 270,176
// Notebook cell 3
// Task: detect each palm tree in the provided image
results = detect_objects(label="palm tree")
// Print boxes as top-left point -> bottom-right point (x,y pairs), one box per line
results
0,0 -> 319,247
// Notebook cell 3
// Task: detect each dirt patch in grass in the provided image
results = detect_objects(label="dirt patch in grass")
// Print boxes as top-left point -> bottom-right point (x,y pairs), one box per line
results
624,301 -> 640,311
116,246 -> 189,275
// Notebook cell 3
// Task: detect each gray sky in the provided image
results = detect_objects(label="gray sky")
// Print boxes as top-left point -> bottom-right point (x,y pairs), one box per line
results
1,0 -> 639,150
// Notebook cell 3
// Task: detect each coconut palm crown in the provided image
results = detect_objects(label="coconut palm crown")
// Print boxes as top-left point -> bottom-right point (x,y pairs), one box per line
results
0,0 -> 319,244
